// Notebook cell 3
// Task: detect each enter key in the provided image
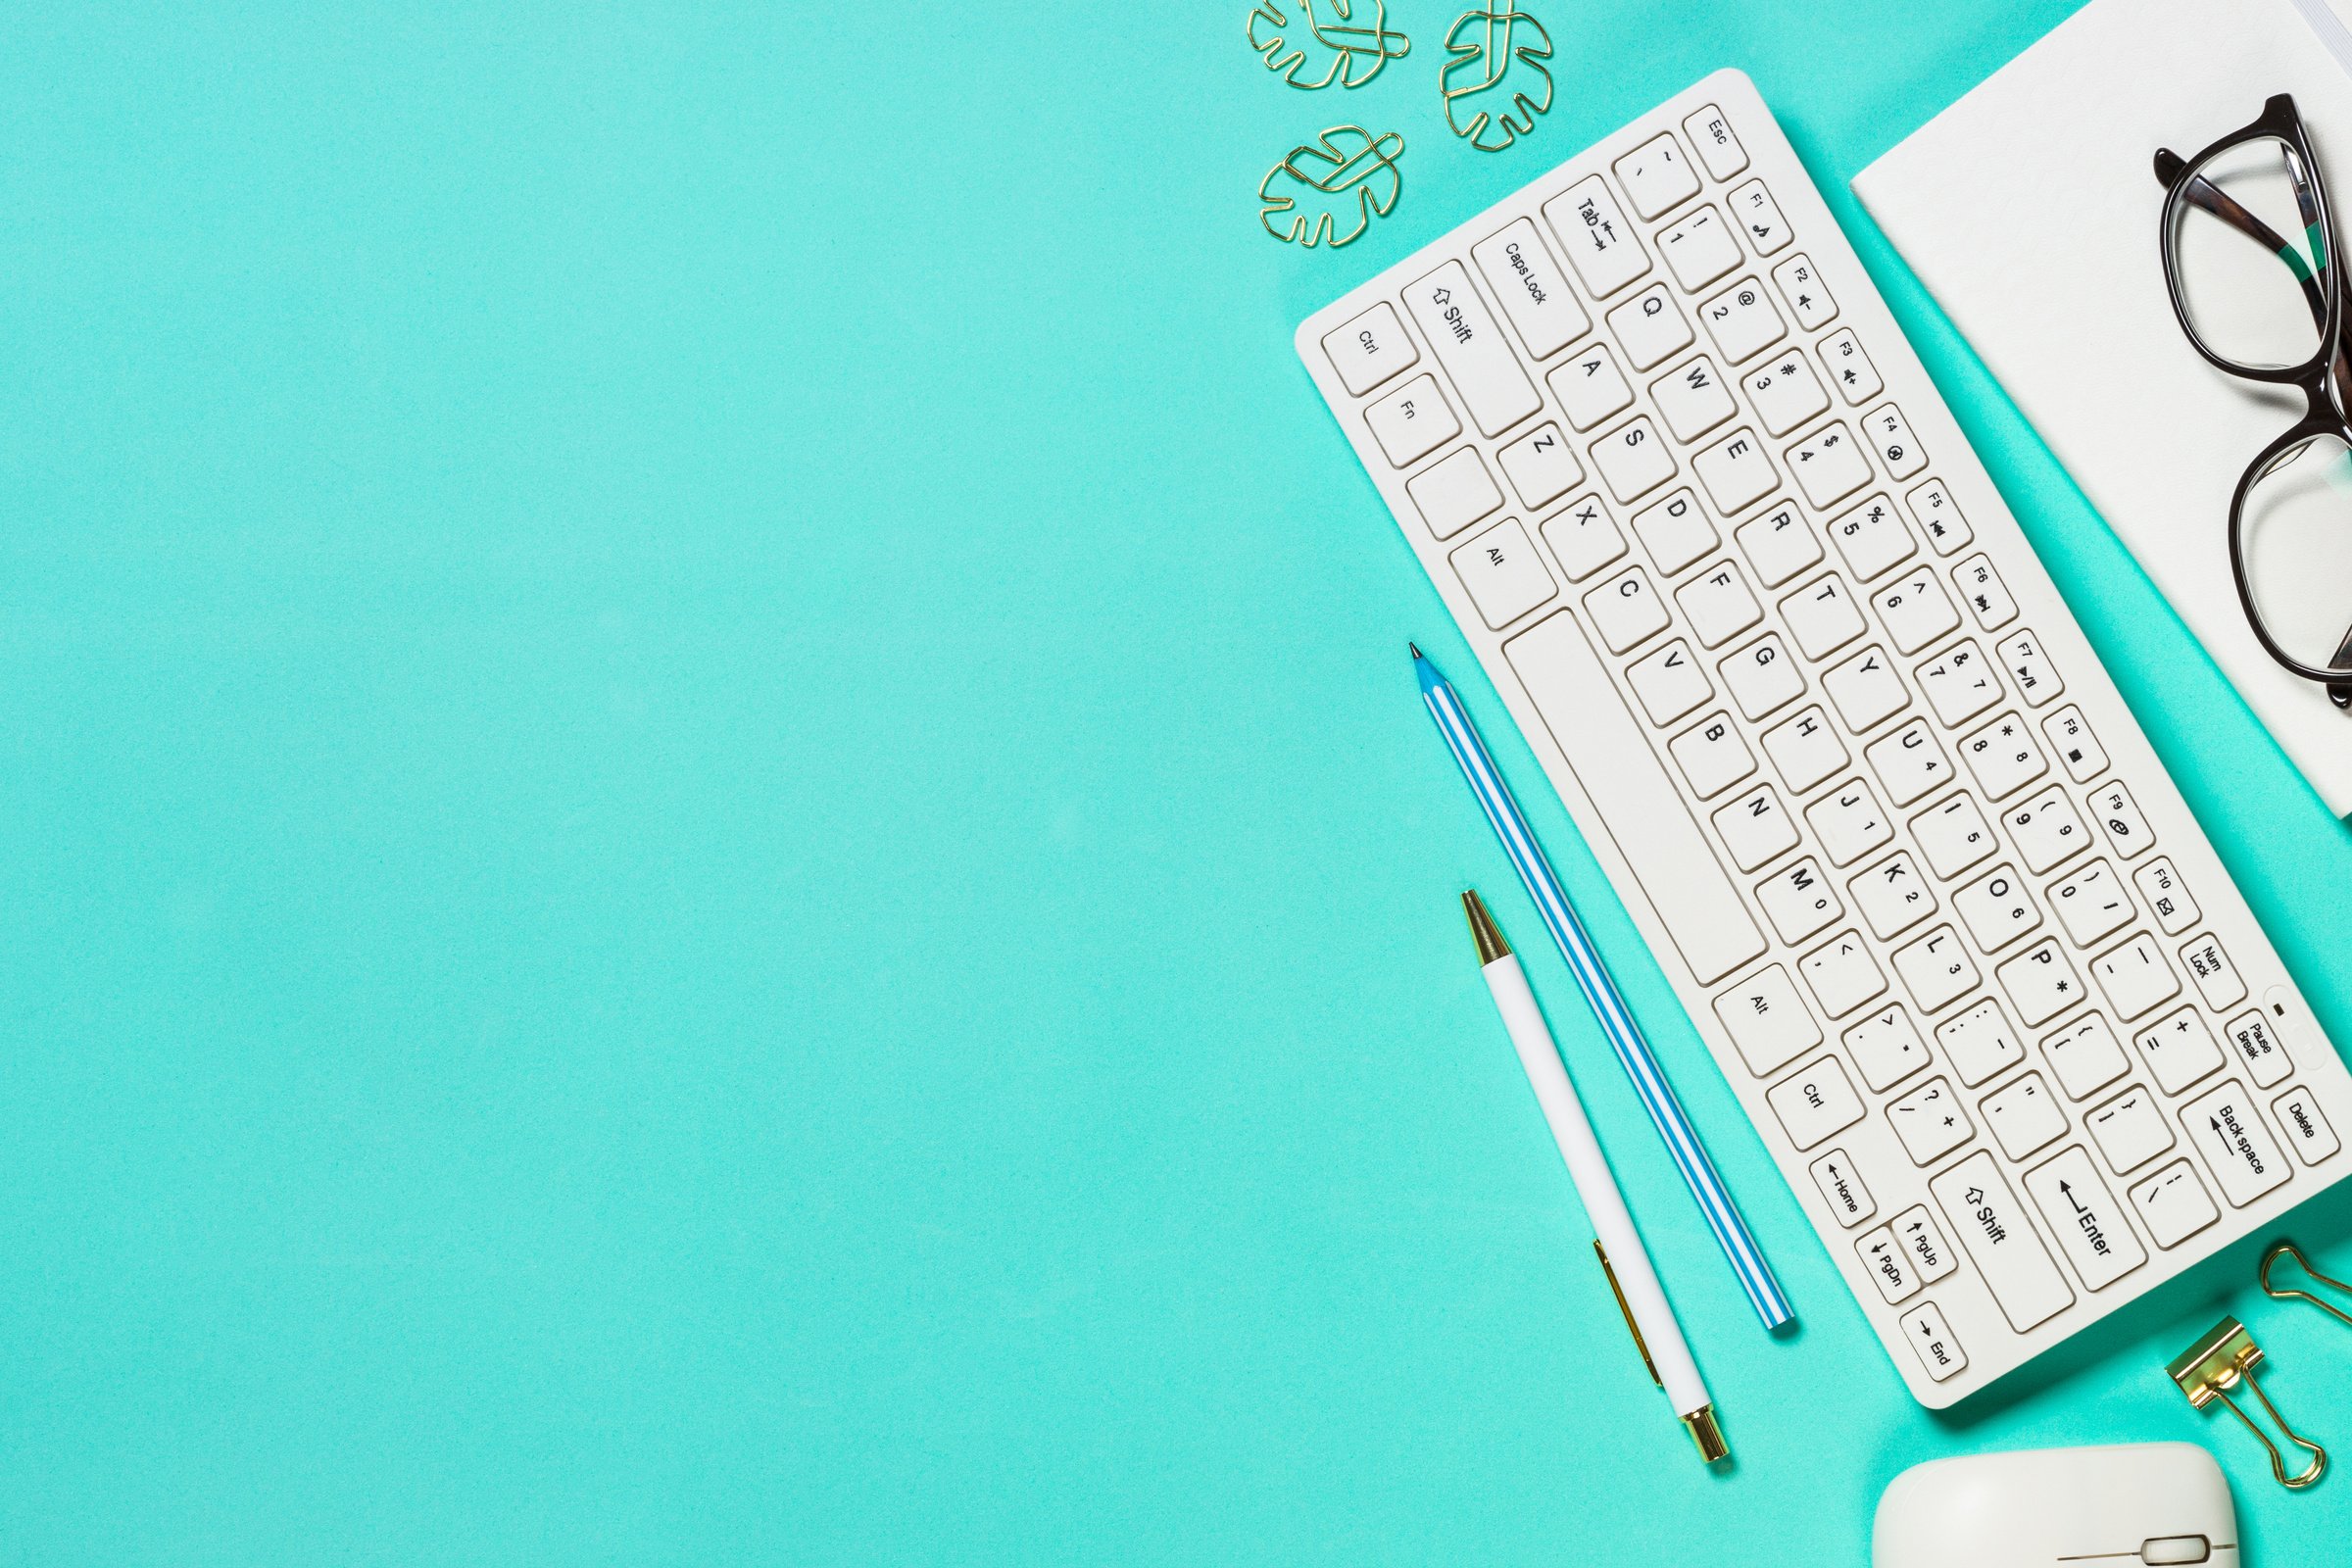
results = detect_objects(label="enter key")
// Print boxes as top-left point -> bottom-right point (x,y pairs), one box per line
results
2023,1146 -> 2146,1292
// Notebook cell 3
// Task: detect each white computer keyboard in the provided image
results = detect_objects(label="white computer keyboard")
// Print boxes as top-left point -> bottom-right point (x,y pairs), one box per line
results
1296,70 -> 2352,1407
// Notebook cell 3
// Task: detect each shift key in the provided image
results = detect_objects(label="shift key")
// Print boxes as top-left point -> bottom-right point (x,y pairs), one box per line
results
1931,1150 -> 2075,1331
1402,261 -> 1542,437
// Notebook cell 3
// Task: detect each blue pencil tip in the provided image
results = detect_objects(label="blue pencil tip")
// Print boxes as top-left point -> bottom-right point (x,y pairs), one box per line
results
1409,642 -> 1422,660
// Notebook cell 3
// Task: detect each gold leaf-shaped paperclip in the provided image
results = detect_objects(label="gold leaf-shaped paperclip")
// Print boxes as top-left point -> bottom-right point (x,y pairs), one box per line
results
1441,2 -> 1553,152
1246,1 -> 1409,90
2168,1315 -> 2328,1490
2263,1240 -> 2352,1329
1258,125 -> 1404,248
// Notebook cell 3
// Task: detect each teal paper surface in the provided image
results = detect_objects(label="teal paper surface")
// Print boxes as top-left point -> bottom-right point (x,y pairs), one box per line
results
4,2 -> 2349,1560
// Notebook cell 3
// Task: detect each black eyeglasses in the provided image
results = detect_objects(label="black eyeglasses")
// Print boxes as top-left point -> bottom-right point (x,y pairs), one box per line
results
2155,93 -> 2352,710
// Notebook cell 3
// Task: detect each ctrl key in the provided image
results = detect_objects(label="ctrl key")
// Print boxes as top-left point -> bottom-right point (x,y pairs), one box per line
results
1901,1301 -> 1968,1382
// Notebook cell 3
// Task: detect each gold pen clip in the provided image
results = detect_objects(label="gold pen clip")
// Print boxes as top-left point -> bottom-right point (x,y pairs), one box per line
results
2261,1240 -> 2352,1331
2168,1315 -> 2328,1490
1593,1240 -> 1660,1388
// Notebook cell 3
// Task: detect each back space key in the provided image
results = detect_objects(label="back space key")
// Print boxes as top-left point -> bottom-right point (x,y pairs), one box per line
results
1503,611 -> 1767,984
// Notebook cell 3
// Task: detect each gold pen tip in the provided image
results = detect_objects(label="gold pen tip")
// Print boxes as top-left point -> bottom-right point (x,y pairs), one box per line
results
1684,1405 -> 1731,1464
1461,890 -> 1511,964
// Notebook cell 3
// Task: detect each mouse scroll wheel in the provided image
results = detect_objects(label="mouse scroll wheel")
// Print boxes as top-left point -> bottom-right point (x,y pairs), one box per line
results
2140,1537 -> 2213,1566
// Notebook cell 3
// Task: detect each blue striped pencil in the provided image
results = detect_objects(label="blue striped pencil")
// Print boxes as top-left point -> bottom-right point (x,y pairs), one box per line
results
1415,644 -> 1793,1332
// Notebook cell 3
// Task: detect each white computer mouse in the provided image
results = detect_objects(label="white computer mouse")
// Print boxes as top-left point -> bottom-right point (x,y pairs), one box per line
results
1873,1443 -> 2239,1567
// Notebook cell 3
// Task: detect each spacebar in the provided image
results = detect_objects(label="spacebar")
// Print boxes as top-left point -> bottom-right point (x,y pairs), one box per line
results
1502,611 -> 1767,985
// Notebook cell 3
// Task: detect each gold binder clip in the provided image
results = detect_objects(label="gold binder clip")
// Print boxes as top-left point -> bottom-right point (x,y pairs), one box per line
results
2262,1240 -> 2352,1330
2168,1315 -> 2328,1490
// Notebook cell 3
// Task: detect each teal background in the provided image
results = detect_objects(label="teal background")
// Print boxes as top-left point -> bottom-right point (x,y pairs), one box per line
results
5,1 -> 2350,1561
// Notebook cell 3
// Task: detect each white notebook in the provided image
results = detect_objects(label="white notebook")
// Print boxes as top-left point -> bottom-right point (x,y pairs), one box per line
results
1854,0 -> 2352,817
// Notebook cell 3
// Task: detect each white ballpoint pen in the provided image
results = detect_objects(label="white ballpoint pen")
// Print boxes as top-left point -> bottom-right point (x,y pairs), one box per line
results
1463,888 -> 1730,1464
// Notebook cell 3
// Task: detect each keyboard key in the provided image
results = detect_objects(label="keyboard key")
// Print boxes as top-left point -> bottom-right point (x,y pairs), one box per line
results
2086,1083 -> 2175,1173
2133,1005 -> 2226,1097
1931,1151 -> 2075,1331
2180,1079 -> 2292,1206
2129,1158 -> 2220,1248
1957,712 -> 2048,800
1996,937 -> 2083,1026
1758,857 -> 1843,944
1402,262 -> 1542,436
1810,1147 -> 1876,1227
2002,785 -> 2089,874
2273,1085 -> 2339,1164
1497,421 -> 1585,510
1763,706 -> 1849,792
2023,1145 -> 2145,1291
1936,998 -> 2026,1086
1547,342 -> 1636,430
1872,564 -> 1962,655
1627,638 -> 1712,725
1649,355 -> 1739,441
1995,629 -> 2063,708
1827,493 -> 1917,581
2040,705 -> 2107,783
1668,710 -> 1757,798
1952,553 -> 2019,630
1824,645 -> 1909,732
1769,1054 -> 1867,1149
1902,1301 -> 1968,1382
1734,500 -> 1822,586
1805,777 -> 1893,865
1772,252 -> 1837,329
1780,574 -> 1868,660
1543,173 -> 1651,298
1406,447 -> 1504,538
1676,562 -> 1763,647
1861,402 -> 1928,479
1889,1076 -> 1974,1164
1954,864 -> 2040,952
1787,420 -> 1873,509
1629,488 -> 1719,573
2048,859 -> 2134,948
1614,131 -> 1702,219
1697,275 -> 1787,363
2132,857 -> 2198,935
1983,1072 -> 2069,1160
1712,963 -> 1822,1075
1915,641 -> 2002,727
1846,1003 -> 1932,1091
1727,177 -> 1791,254
1471,217 -> 1592,359
2178,933 -> 2246,1010
1682,103 -> 1748,179
1658,204 -> 1743,291
1608,282 -> 1695,370
2043,1014 -> 2132,1101
1719,633 -> 1805,719
1321,301 -> 1419,395
1863,718 -> 1952,806
1540,493 -> 1628,580
1692,426 -> 1778,514
1721,968 -> 1825,1081
2088,933 -> 2180,1020
1591,416 -> 1679,503
1799,929 -> 1887,1018
1911,795 -> 1998,879
1449,517 -> 1558,629
1584,565 -> 1672,652
1892,925 -> 1981,1013
2087,780 -> 2154,860
1742,350 -> 1831,436
1849,851 -> 1936,940
1712,784 -> 1800,871
1366,374 -> 1463,466
2223,1008 -> 2292,1090
1818,326 -> 1882,405
1858,1224 -> 1921,1303
1905,478 -> 1973,555
1504,612 -> 1767,984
